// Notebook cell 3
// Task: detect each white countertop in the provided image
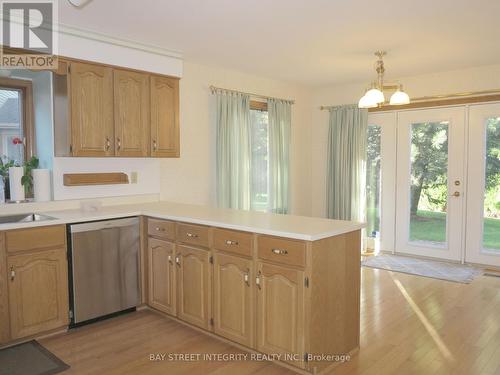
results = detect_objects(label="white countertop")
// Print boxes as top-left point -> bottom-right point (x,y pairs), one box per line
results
0,201 -> 364,241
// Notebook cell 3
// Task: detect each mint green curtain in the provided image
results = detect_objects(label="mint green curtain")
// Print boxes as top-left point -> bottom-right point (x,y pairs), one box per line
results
268,98 -> 291,214
216,90 -> 252,209
326,105 -> 368,221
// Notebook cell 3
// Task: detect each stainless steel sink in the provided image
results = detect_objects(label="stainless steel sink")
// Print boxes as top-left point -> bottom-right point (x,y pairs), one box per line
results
0,213 -> 56,224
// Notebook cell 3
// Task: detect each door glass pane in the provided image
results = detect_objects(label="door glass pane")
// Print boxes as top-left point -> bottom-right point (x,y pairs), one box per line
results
250,109 -> 269,212
409,122 -> 449,245
0,88 -> 23,164
483,117 -> 500,251
366,125 -> 381,238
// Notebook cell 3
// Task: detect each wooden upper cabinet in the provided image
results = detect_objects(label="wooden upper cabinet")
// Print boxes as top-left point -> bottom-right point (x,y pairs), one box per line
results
114,69 -> 150,157
8,248 -> 69,340
256,261 -> 305,368
150,75 -> 180,157
70,62 -> 114,156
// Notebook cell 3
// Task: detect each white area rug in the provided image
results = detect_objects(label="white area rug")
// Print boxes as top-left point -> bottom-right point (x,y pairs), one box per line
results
362,254 -> 483,283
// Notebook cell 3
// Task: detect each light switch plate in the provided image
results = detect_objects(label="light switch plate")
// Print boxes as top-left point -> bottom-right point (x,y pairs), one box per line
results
130,172 -> 138,184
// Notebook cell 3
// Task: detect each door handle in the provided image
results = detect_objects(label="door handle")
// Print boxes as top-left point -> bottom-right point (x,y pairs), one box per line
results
10,266 -> 15,281
256,271 -> 261,290
116,138 -> 121,151
449,191 -> 460,197
175,256 -> 180,266
244,269 -> 250,286
152,140 -> 157,151
168,255 -> 173,265
105,137 -> 111,151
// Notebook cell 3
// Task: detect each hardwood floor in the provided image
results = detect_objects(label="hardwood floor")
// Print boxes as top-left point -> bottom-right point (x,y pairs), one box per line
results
40,268 -> 500,375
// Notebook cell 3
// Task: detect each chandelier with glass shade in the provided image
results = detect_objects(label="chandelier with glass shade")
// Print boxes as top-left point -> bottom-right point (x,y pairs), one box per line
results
358,51 -> 410,109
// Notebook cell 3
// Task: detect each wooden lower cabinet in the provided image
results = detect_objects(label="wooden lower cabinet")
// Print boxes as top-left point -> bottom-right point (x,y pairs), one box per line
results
7,248 -> 69,340
213,252 -> 253,347
256,261 -> 306,368
176,245 -> 211,330
148,238 -> 176,315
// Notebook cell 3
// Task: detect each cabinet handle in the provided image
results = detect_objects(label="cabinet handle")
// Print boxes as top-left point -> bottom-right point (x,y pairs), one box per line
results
152,140 -> 157,151
155,227 -> 166,232
186,232 -> 199,238
256,271 -> 261,290
10,266 -> 15,281
168,255 -> 173,265
105,137 -> 111,151
271,248 -> 288,255
225,239 -> 239,246
175,256 -> 180,266
244,269 -> 250,287
117,138 -> 121,151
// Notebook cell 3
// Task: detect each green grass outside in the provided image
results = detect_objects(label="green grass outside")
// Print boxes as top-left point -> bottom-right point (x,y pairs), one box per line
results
410,210 -> 500,250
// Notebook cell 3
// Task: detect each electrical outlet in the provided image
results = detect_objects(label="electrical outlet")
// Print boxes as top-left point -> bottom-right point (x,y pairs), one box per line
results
130,172 -> 138,184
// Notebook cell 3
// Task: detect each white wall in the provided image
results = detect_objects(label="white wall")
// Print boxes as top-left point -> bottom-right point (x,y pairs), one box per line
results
311,63 -> 500,217
159,61 -> 314,216
52,157 -> 161,201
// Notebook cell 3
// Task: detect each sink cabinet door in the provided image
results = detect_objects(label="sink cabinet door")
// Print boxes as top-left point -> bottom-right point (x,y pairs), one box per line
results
213,252 -> 253,347
8,248 -> 69,339
148,238 -> 176,315
176,245 -> 210,330
256,261 -> 306,368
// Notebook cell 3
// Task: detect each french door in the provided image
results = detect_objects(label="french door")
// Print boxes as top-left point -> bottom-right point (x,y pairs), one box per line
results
395,107 -> 466,261
370,103 -> 500,266
465,104 -> 500,266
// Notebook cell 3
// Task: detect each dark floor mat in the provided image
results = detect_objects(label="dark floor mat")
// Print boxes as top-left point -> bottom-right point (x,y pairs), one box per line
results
0,340 -> 69,375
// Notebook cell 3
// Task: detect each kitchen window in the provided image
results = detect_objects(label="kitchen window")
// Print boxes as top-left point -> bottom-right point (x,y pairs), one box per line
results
250,101 -> 269,211
0,77 -> 34,165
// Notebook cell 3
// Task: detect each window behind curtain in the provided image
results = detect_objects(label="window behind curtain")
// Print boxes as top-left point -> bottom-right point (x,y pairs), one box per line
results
250,108 -> 269,211
0,87 -> 24,164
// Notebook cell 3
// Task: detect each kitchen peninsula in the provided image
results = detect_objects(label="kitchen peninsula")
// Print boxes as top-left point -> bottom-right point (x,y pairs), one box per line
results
0,201 -> 363,374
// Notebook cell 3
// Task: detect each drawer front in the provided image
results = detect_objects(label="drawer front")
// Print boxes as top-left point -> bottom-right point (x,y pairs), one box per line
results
6,225 -> 66,253
148,218 -> 175,240
176,223 -> 209,248
213,228 -> 253,257
257,236 -> 306,268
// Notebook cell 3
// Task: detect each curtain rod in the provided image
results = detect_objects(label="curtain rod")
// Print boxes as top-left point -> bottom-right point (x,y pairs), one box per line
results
319,88 -> 500,110
209,85 -> 295,104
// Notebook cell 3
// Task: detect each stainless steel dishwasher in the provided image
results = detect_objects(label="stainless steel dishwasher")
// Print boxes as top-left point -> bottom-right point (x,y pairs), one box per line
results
69,217 -> 140,326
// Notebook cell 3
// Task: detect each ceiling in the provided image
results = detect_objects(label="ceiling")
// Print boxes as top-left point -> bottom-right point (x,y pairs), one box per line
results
59,0 -> 500,87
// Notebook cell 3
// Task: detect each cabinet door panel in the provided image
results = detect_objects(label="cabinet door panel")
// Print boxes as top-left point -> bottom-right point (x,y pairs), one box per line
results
213,252 -> 253,347
176,245 -> 210,329
114,69 -> 150,157
257,262 -> 305,368
0,233 -> 9,344
148,238 -> 176,315
8,248 -> 69,339
150,75 -> 179,157
70,62 -> 114,156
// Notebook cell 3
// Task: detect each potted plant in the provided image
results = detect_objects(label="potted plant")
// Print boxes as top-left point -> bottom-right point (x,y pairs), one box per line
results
21,156 -> 39,197
0,156 -> 15,201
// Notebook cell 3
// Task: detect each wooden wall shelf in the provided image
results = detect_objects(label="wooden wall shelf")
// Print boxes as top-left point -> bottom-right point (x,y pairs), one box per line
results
63,173 -> 129,186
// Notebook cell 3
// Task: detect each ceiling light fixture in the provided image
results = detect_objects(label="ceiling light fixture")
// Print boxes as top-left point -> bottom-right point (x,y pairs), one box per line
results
358,51 -> 410,109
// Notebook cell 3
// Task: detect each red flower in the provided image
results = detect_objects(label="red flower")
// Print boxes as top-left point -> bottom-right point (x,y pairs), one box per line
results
12,137 -> 23,145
